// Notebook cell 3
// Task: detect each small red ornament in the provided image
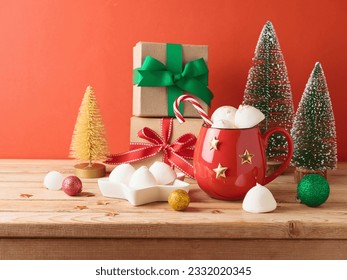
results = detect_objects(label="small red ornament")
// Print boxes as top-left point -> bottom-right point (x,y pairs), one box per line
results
62,176 -> 83,196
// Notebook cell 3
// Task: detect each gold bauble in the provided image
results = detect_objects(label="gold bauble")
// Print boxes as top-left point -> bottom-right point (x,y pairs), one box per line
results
168,189 -> 190,211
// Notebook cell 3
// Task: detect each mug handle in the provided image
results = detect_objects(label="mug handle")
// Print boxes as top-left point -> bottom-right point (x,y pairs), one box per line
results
261,127 -> 294,185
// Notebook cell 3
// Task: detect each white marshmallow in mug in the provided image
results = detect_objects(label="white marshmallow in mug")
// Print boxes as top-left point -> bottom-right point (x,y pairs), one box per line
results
234,105 -> 265,128
211,106 -> 237,124
211,119 -> 236,129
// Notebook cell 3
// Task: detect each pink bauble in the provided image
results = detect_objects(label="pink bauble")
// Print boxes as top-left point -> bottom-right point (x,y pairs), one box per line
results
62,176 -> 83,196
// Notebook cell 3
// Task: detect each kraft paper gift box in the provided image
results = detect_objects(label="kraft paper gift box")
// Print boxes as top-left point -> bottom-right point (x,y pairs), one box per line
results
133,42 -> 213,117
129,116 -> 203,171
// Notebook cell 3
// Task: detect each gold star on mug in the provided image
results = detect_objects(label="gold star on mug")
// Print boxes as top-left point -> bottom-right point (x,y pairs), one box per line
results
209,137 -> 220,150
239,149 -> 254,164
213,163 -> 228,178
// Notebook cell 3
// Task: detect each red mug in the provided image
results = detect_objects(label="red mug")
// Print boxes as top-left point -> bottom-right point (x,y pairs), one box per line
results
193,125 -> 293,200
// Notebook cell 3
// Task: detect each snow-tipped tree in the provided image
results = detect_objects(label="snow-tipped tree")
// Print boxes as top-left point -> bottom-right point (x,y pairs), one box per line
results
243,21 -> 294,162
291,62 -> 337,173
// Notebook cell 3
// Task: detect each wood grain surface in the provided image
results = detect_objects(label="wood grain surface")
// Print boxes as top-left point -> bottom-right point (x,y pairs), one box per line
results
0,160 -> 346,259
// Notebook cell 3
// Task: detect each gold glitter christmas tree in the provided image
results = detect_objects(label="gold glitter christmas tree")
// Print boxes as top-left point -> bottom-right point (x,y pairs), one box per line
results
70,86 -> 109,178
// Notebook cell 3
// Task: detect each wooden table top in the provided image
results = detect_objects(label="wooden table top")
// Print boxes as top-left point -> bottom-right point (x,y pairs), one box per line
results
1,159 -> 347,260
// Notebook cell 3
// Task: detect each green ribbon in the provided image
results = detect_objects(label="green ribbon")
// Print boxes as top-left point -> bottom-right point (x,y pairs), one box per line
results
133,43 -> 213,116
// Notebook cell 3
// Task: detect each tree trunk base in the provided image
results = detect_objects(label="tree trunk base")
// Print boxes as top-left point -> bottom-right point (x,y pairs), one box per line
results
266,161 -> 282,176
294,167 -> 327,183
74,163 -> 106,178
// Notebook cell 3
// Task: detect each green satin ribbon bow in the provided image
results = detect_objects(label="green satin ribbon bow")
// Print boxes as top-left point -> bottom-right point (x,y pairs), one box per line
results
133,43 -> 213,116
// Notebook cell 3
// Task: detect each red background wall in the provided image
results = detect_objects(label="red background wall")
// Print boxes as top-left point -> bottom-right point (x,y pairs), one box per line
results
0,0 -> 346,160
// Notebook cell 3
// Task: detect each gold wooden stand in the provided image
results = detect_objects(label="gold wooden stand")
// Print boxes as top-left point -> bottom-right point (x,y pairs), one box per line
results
74,163 -> 106,178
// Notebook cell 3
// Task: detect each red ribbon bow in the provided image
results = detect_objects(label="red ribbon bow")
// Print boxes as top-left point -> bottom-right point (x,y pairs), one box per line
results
105,118 -> 196,178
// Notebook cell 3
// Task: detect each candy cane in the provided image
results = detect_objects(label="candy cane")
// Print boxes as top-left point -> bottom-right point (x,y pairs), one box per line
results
174,94 -> 213,126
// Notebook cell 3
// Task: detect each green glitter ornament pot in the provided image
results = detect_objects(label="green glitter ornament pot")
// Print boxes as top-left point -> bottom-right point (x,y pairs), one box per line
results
297,174 -> 330,207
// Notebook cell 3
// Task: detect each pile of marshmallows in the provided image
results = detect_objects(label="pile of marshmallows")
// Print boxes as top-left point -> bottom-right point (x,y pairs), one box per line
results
109,161 -> 181,188
211,105 -> 265,129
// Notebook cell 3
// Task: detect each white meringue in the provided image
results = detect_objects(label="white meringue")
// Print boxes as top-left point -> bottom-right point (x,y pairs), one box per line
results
211,119 -> 236,129
211,106 -> 237,124
234,105 -> 265,128
242,183 -> 277,213
128,166 -> 157,189
109,163 -> 135,185
149,161 -> 176,185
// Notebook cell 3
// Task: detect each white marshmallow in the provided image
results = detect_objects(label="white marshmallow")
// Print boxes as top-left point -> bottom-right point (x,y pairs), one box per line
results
234,105 -> 265,128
